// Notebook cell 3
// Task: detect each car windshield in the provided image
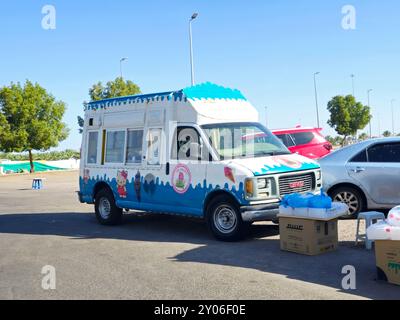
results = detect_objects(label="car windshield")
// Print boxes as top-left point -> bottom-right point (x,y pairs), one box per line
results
201,122 -> 290,160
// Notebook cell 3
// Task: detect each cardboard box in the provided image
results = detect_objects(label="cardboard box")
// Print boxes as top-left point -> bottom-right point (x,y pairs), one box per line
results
279,216 -> 338,256
375,240 -> 400,286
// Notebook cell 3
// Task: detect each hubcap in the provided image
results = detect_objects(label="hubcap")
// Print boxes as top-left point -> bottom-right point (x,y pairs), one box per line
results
214,205 -> 237,234
99,197 -> 111,219
334,191 -> 359,214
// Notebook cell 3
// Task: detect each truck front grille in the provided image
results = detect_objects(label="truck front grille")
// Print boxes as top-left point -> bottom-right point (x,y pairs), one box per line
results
278,173 -> 315,196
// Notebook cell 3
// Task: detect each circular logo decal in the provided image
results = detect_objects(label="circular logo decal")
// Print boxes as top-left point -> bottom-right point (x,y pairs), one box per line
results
171,164 -> 192,194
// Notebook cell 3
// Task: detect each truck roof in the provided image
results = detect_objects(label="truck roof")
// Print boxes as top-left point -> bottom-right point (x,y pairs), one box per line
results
84,82 -> 258,126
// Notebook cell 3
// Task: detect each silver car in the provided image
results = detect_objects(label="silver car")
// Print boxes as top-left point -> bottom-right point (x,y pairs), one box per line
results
319,138 -> 400,216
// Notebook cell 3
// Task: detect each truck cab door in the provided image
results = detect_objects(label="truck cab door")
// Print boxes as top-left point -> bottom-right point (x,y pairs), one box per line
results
167,126 -> 210,217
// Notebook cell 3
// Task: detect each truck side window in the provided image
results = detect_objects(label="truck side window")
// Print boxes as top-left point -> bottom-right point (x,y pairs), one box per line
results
87,131 -> 98,164
126,129 -> 144,164
105,130 -> 126,163
173,127 -> 206,161
147,128 -> 162,165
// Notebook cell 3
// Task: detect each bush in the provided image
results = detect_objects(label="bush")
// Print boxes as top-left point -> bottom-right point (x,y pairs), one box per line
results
0,149 -> 80,161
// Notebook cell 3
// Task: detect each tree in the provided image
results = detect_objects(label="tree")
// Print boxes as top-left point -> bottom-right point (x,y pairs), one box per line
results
325,135 -> 334,145
77,77 -> 142,133
358,132 -> 369,141
89,77 -> 141,101
383,130 -> 392,137
0,80 -> 69,173
77,115 -> 84,134
327,95 -> 372,145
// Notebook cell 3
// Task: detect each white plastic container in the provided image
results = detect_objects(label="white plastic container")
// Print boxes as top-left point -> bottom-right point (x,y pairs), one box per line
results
292,207 -> 309,217
307,208 -> 327,219
279,205 -> 293,216
367,221 -> 400,241
388,206 -> 400,227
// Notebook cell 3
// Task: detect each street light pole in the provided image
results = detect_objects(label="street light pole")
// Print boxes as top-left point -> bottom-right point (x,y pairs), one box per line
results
351,74 -> 355,96
313,72 -> 320,128
391,99 -> 396,136
189,13 -> 198,86
120,57 -> 128,78
367,89 -> 373,138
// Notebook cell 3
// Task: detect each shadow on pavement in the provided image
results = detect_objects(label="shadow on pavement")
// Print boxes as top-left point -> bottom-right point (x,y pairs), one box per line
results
0,211 -> 398,300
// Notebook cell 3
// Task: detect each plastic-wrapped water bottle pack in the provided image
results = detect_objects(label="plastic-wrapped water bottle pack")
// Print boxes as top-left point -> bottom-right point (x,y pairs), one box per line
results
279,190 -> 349,219
367,206 -> 400,241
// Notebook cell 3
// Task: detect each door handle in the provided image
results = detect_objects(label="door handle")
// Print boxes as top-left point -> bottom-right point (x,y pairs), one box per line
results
352,167 -> 365,173
166,162 -> 170,175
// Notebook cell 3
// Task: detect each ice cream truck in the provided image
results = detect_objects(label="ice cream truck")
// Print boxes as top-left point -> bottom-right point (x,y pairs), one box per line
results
78,82 -> 321,241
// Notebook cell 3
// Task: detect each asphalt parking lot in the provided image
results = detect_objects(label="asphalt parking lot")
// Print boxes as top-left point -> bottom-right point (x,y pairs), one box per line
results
0,171 -> 399,300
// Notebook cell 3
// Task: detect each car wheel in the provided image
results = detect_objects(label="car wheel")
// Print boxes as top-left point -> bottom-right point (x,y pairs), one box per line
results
207,195 -> 247,242
94,189 -> 123,225
329,186 -> 365,218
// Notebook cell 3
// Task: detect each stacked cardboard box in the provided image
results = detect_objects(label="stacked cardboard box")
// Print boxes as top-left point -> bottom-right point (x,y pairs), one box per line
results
375,240 -> 400,286
279,215 -> 338,256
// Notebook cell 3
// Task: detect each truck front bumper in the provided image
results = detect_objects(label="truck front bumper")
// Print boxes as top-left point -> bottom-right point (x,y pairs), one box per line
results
240,203 -> 280,222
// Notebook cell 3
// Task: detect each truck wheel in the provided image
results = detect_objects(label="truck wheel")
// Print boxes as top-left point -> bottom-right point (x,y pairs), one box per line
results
207,195 -> 247,242
94,189 -> 123,225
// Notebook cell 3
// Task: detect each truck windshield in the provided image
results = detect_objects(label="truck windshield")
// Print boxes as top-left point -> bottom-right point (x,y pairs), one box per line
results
201,122 -> 291,160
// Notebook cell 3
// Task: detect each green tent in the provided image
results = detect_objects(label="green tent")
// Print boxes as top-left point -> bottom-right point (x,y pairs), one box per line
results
0,161 -> 64,173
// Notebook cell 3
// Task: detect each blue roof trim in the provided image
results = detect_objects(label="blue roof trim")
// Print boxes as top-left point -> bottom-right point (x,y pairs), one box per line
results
85,82 -> 244,111
183,82 -> 247,101
86,90 -> 185,111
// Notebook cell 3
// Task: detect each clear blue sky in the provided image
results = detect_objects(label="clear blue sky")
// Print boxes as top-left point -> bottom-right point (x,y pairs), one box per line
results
1,0 -> 399,150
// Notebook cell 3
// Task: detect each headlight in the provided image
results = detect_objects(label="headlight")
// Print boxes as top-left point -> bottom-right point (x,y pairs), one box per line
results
316,170 -> 322,180
246,177 -> 277,200
245,179 -> 254,198
257,178 -> 268,189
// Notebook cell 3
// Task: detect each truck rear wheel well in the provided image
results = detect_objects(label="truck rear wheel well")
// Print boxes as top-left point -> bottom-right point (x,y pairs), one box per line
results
203,190 -> 240,217
93,182 -> 113,201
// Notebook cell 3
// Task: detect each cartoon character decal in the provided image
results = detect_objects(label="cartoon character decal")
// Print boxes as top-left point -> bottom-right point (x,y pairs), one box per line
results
171,164 -> 192,194
134,171 -> 141,202
83,169 -> 90,184
116,170 -> 128,198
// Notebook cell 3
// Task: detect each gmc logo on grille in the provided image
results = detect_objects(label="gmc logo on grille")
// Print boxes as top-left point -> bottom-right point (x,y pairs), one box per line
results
289,181 -> 305,188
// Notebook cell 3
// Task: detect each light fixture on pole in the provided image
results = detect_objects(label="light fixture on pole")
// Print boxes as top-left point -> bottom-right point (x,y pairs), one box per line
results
313,72 -> 320,128
189,13 -> 198,86
120,57 -> 128,78
367,89 -> 373,138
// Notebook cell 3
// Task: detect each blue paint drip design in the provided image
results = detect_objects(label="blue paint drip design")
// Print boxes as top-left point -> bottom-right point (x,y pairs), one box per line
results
80,175 -> 246,217
253,162 -> 320,176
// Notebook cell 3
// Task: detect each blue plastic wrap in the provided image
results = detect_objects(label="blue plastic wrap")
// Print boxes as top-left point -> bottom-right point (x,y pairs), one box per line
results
281,189 -> 333,209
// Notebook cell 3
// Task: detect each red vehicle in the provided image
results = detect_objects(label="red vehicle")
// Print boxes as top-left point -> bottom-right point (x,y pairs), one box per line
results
271,127 -> 332,159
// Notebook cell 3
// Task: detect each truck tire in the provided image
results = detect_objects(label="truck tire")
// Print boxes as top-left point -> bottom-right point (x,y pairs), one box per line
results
94,189 -> 123,225
206,194 -> 247,242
